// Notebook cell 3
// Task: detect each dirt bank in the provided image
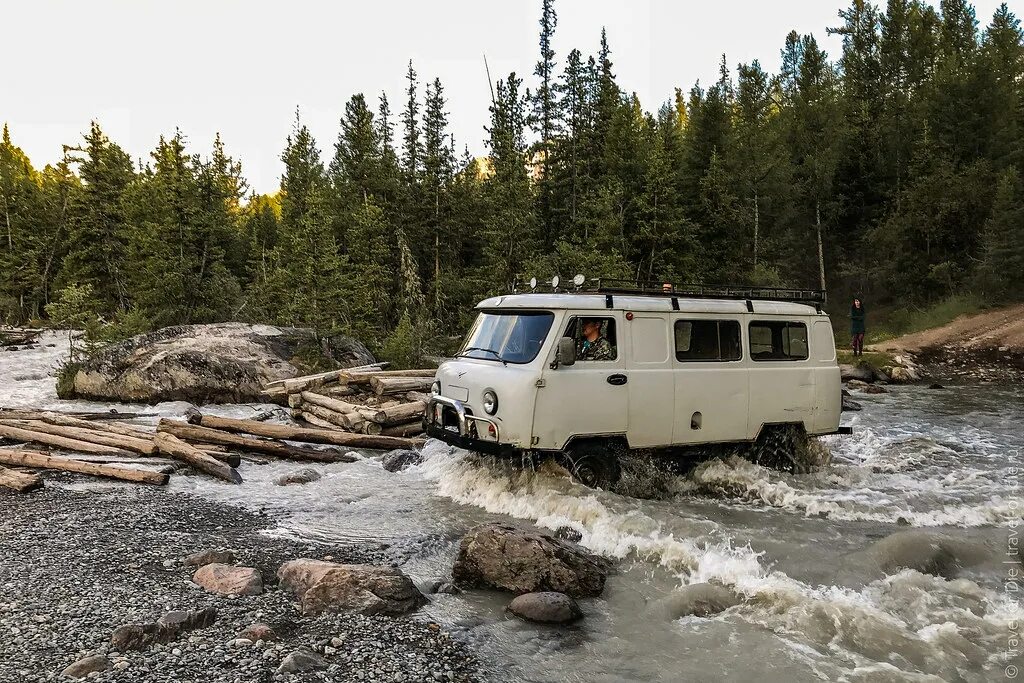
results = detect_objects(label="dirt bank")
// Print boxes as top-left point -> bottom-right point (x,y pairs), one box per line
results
871,303 -> 1024,381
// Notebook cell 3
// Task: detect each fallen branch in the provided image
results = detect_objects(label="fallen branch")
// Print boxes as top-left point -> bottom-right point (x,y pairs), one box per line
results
369,376 -> 434,396
154,432 -> 242,484
371,401 -> 426,426
157,420 -> 358,463
0,465 -> 43,492
187,413 -> 421,449
0,449 -> 168,485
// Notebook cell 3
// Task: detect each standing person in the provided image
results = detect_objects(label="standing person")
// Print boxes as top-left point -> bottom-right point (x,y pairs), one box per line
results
851,298 -> 866,357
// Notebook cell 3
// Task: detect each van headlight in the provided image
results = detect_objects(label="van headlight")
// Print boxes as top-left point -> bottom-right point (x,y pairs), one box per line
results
482,390 -> 498,415
431,380 -> 441,396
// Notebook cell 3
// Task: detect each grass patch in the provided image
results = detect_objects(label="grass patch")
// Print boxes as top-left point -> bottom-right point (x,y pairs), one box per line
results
866,294 -> 983,344
55,361 -> 81,399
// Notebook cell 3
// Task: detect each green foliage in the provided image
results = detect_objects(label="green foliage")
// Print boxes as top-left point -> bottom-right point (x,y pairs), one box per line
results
4,0 -> 1024,356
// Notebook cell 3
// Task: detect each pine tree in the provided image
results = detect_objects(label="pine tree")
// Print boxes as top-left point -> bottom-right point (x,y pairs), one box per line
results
422,78 -> 455,317
57,122 -> 135,312
974,167 -> 1024,302
530,0 -> 560,244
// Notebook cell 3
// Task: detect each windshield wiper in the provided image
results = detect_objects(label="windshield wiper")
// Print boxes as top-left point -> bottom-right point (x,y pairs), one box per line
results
459,346 -> 507,365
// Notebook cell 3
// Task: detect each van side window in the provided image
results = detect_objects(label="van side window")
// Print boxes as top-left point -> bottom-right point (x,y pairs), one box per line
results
563,317 -> 617,361
749,321 -> 809,361
674,320 -> 741,362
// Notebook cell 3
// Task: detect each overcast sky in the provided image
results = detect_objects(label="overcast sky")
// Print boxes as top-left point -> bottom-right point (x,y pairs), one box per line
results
3,0 -> 1008,194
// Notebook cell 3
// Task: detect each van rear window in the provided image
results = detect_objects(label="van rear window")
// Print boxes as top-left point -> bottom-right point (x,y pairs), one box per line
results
674,320 -> 741,362
749,321 -> 809,361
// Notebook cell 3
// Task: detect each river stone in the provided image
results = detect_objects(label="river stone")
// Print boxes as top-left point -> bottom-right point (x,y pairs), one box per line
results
157,607 -> 217,632
277,648 -> 327,674
452,523 -> 610,597
644,583 -> 741,620
846,531 -> 992,581
63,322 -> 374,404
859,384 -> 889,394
238,622 -> 278,642
60,654 -> 109,679
193,563 -> 263,596
507,592 -> 584,624
840,363 -> 876,383
184,548 -> 235,567
381,449 -> 423,472
274,468 -> 322,486
842,394 -> 863,412
277,559 -> 426,615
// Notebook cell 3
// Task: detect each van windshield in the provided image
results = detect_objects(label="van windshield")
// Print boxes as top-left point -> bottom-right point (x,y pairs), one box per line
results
459,311 -> 554,364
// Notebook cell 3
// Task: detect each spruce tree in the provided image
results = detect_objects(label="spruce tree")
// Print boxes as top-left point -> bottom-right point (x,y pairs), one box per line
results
974,167 -> 1024,302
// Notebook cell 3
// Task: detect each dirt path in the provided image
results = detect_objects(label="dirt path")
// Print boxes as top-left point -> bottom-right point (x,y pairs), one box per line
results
871,303 -> 1024,354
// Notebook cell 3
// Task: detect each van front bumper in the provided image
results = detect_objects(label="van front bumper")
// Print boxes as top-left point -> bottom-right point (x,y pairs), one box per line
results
424,395 -> 521,457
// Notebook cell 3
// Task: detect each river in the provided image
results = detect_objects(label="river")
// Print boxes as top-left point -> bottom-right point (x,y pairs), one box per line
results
3,333 -> 1021,682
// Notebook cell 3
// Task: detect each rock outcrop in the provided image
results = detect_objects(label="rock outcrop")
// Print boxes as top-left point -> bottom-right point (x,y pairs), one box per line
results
381,449 -> 423,472
64,323 -> 374,404
277,559 -> 426,616
452,523 -> 610,597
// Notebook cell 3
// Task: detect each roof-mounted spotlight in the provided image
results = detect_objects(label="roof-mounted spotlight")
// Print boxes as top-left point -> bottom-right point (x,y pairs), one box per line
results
551,275 -> 560,290
529,277 -> 538,291
572,273 -> 585,289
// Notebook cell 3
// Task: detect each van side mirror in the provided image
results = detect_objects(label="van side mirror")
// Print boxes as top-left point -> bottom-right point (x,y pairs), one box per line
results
555,337 -> 576,368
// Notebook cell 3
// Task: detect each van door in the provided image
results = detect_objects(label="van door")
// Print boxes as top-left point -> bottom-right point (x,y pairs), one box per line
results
626,314 -> 674,447
532,312 -> 628,451
746,318 -> 814,436
671,317 -> 749,444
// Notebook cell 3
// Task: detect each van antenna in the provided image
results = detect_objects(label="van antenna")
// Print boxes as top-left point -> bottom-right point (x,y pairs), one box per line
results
483,53 -> 496,107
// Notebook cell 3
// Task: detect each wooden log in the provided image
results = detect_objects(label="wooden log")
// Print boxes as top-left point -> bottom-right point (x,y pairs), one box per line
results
371,401 -> 426,426
369,376 -> 434,396
154,432 -> 242,484
0,409 -> 157,422
300,391 -> 368,416
323,385 -> 355,397
0,423 -> 134,457
158,420 -> 358,463
380,421 -> 425,438
0,449 -> 168,485
405,391 -> 431,403
262,362 -> 388,393
343,369 -> 436,385
0,420 -> 155,455
287,393 -> 304,408
33,412 -> 153,439
187,413 -> 422,450
0,465 -> 43,492
295,411 -> 341,431
300,402 -> 364,430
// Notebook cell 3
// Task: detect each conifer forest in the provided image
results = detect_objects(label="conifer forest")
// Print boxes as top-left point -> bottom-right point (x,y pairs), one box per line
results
1,0 -> 1022,362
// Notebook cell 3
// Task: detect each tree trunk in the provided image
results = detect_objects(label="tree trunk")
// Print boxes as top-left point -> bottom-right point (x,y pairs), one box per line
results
0,419 -> 155,455
153,432 -> 242,484
342,369 -> 436,386
300,391 -> 365,416
157,420 -> 358,463
0,449 -> 168,485
32,412 -> 152,439
816,200 -> 826,292
300,402 -> 365,431
185,414 -> 421,450
369,376 -> 434,396
0,465 -> 43,492
0,423 -> 134,456
753,190 -> 760,268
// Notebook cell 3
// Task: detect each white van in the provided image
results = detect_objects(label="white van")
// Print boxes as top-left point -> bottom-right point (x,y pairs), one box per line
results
425,284 -> 846,488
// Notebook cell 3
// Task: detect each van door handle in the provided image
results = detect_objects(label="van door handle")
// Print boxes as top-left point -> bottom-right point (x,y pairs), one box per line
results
607,374 -> 628,386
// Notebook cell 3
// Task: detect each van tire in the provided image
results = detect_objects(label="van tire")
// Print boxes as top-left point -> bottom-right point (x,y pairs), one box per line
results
561,444 -> 622,490
749,424 -> 823,474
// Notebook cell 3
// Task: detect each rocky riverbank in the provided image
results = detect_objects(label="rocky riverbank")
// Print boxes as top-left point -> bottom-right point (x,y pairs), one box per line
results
0,477 -> 487,683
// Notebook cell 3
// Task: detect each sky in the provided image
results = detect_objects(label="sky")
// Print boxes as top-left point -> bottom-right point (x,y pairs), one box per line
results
3,0 -> 1009,194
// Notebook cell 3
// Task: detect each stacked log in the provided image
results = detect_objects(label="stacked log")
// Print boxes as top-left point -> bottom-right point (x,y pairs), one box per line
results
260,368 -> 435,439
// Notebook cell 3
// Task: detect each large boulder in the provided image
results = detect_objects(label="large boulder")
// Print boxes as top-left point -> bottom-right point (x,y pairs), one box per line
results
277,559 -> 426,616
452,523 -> 610,597
192,563 -> 263,596
837,530 -> 992,584
64,323 -> 374,404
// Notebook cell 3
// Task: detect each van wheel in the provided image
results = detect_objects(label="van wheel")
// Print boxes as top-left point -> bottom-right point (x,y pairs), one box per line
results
749,424 -> 826,474
562,446 -> 622,490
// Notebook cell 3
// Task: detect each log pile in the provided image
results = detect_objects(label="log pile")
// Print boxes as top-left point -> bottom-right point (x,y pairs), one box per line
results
0,328 -> 43,348
0,399 -> 426,492
259,368 -> 436,439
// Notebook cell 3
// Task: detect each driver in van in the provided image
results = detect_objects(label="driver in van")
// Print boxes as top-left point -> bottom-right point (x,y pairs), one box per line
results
577,318 -> 616,360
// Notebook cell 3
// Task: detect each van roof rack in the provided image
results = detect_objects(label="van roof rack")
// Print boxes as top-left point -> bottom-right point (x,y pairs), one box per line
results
514,276 -> 826,305
593,279 -> 827,304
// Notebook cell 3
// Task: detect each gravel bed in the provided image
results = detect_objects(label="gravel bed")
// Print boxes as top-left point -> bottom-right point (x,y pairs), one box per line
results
0,477 -> 488,682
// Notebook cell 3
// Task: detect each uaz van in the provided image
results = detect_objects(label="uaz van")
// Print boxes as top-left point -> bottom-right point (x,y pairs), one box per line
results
425,283 -> 846,488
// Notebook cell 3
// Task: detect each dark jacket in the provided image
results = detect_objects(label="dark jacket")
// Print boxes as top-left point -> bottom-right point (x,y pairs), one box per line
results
851,304 -> 866,335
